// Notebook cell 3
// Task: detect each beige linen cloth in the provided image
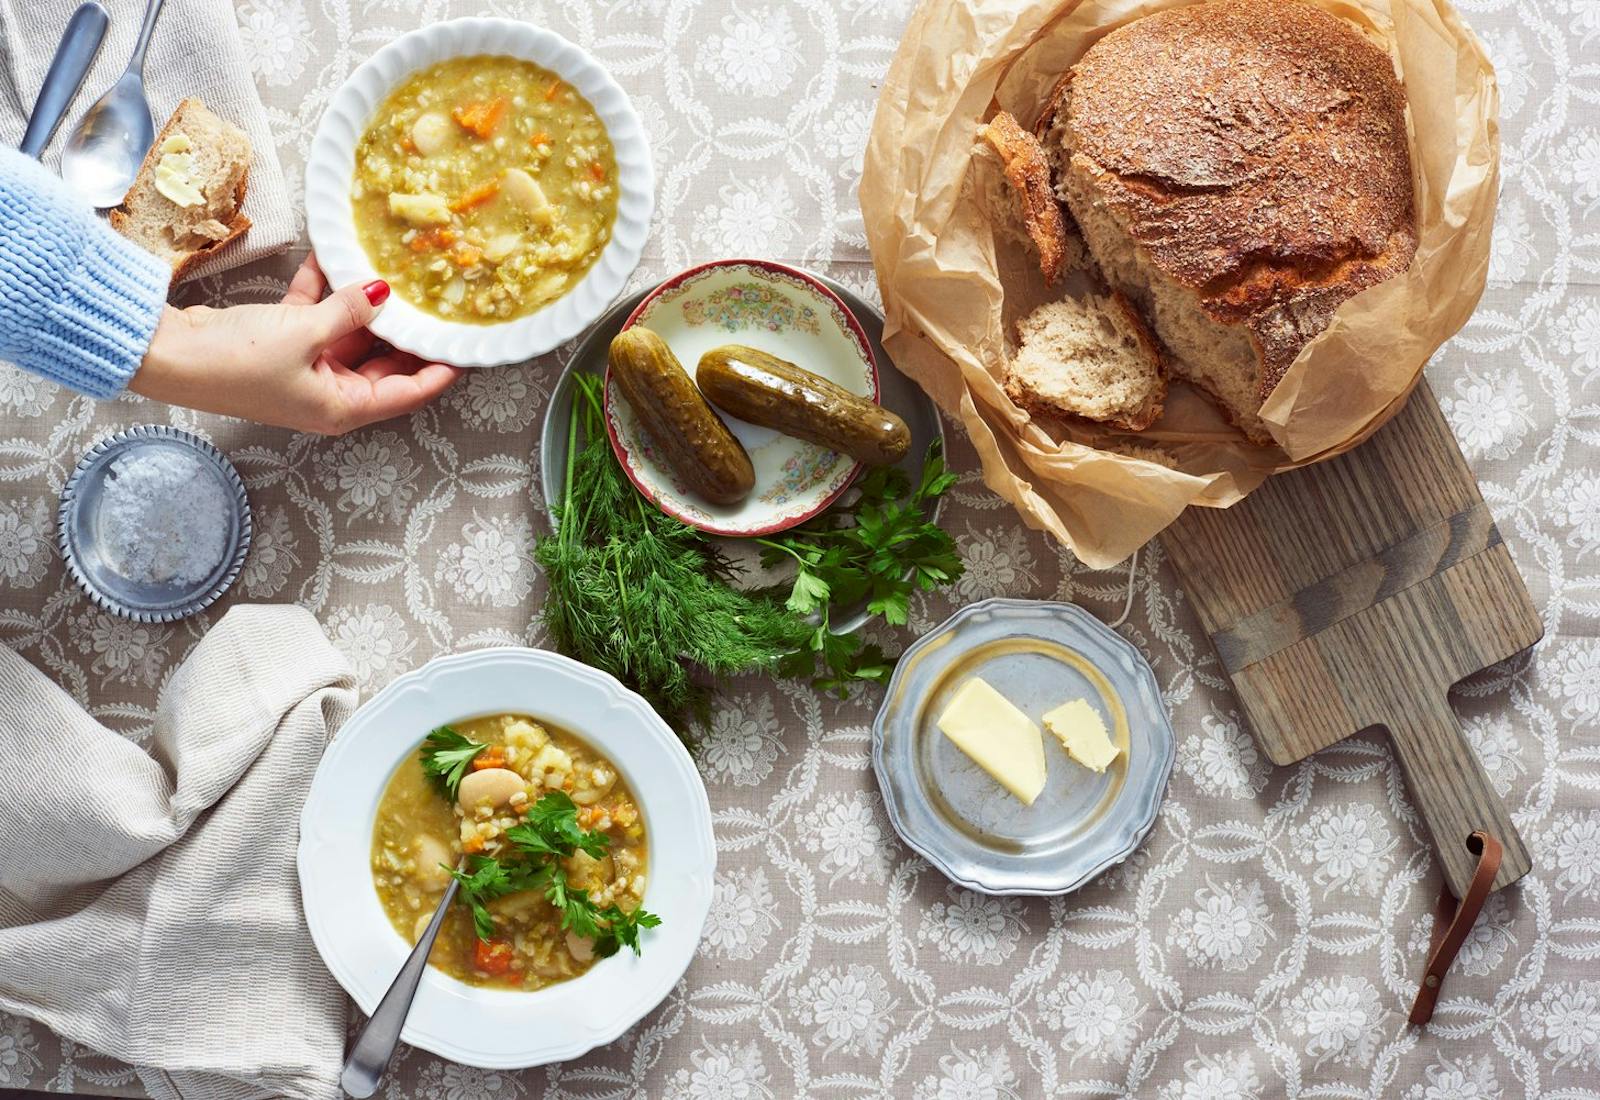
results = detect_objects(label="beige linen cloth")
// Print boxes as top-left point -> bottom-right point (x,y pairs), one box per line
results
0,605 -> 356,1100
0,0 -> 295,279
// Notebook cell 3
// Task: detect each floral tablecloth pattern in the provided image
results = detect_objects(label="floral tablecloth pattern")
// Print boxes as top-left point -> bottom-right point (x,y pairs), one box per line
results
2,0 -> 1598,1097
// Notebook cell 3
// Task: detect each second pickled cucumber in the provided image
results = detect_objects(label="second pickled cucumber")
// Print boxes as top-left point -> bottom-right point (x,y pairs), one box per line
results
696,345 -> 911,466
609,328 -> 755,505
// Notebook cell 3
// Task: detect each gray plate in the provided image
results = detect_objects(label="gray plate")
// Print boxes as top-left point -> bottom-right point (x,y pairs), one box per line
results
58,425 -> 252,623
873,598 -> 1176,895
539,271 -> 944,634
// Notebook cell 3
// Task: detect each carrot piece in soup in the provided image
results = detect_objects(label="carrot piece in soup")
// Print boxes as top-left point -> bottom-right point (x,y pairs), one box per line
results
408,227 -> 456,252
450,178 -> 501,212
544,80 -> 562,101
474,938 -> 514,975
587,162 -> 606,183
452,97 -> 508,139
471,746 -> 506,771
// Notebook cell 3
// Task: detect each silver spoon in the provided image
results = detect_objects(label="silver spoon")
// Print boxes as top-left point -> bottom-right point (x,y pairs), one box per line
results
340,874 -> 459,1098
18,3 -> 109,159
61,0 -> 166,207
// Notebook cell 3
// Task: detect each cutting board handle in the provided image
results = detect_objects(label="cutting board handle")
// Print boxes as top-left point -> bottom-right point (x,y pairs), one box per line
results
1383,699 -> 1531,897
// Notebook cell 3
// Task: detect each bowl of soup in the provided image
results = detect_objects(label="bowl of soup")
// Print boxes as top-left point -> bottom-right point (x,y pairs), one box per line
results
306,19 -> 653,366
298,648 -> 713,1069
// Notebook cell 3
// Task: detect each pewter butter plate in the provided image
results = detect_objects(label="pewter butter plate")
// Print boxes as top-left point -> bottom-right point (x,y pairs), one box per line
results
873,598 -> 1175,895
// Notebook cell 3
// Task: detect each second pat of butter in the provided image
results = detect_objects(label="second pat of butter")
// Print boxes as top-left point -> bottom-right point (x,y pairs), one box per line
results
936,678 -> 1047,805
1043,698 -> 1122,772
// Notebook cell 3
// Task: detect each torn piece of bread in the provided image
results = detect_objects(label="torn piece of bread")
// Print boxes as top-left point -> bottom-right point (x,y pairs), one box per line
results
109,98 -> 251,283
1005,291 -> 1166,431
980,111 -> 1076,284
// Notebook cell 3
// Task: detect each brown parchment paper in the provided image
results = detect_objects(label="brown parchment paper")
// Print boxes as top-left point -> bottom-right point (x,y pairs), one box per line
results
860,0 -> 1499,567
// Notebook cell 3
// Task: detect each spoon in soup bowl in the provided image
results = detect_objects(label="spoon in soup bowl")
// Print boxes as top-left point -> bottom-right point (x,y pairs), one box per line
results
340,869 -> 460,1098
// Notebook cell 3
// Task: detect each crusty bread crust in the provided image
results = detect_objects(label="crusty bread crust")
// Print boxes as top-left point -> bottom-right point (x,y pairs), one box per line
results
108,97 -> 251,285
1061,0 -> 1416,395
980,111 -> 1072,284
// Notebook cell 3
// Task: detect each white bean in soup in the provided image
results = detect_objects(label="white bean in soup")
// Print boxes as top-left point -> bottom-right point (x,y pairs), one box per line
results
410,834 -> 455,890
457,766 -> 525,809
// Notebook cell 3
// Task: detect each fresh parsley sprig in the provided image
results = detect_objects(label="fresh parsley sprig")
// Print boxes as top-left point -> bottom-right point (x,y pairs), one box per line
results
761,439 -> 963,695
447,791 -> 662,958
419,726 -> 487,800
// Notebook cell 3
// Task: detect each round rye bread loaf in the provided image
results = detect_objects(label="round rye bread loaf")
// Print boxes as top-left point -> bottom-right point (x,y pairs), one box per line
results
1045,0 -> 1417,443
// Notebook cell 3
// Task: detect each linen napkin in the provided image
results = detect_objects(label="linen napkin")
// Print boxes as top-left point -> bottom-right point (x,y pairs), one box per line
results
0,0 -> 295,280
0,604 -> 357,1100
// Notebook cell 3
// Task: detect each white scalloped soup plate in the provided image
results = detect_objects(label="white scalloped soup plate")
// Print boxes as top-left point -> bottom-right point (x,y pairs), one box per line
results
305,19 -> 654,366
297,649 -> 714,1069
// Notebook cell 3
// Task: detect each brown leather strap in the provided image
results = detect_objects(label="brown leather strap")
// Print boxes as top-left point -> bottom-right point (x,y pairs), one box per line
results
1409,831 -> 1502,1026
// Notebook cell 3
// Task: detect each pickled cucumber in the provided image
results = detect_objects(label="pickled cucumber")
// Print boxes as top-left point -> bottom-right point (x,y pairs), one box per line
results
608,328 -> 755,505
696,345 -> 911,466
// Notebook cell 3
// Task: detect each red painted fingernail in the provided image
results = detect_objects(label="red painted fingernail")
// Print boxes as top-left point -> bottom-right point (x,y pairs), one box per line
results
363,280 -> 390,306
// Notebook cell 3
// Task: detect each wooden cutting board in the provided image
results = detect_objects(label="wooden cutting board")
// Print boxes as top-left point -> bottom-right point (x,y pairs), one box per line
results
1158,382 -> 1541,897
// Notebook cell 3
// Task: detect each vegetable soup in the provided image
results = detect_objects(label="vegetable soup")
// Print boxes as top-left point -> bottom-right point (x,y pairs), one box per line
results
351,55 -> 619,323
370,713 -> 656,991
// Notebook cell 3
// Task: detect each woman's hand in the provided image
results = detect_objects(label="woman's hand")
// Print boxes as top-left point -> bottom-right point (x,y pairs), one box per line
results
130,254 -> 464,435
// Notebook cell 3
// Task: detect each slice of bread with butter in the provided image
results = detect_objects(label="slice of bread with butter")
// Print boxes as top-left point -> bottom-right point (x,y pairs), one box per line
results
109,98 -> 251,283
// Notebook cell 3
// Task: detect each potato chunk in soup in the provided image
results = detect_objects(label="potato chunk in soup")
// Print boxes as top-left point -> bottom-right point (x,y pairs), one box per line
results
351,55 -> 619,323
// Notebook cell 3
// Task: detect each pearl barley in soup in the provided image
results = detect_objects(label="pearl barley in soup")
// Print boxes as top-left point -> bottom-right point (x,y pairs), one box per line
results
351,55 -> 619,323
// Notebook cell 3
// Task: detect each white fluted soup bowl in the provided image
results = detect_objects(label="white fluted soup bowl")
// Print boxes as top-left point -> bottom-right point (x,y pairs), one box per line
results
297,648 -> 714,1069
305,18 -> 654,367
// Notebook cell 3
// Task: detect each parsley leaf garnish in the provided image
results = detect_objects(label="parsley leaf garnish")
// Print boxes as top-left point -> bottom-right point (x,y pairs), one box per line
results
419,726 -> 487,800
449,854 -> 542,940
508,790 -> 611,860
760,438 -> 963,696
449,792 -> 660,957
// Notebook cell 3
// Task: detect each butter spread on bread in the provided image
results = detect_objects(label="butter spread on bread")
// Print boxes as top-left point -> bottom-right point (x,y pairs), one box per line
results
110,98 -> 251,283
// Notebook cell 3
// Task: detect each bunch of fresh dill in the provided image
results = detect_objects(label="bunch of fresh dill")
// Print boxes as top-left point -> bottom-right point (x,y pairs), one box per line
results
535,373 -> 804,724
534,372 -> 963,730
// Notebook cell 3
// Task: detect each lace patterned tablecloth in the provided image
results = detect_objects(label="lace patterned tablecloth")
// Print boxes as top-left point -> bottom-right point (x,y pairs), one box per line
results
2,1 -> 1597,1097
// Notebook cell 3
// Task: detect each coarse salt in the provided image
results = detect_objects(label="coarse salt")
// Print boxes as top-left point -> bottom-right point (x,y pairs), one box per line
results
97,447 -> 232,586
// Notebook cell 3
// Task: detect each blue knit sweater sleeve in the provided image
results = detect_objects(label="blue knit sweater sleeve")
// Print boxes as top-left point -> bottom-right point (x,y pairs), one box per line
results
0,148 -> 170,398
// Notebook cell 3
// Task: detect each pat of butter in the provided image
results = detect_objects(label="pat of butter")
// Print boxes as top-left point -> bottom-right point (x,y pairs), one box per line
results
936,678 -> 1046,806
153,135 -> 204,208
1042,698 -> 1122,773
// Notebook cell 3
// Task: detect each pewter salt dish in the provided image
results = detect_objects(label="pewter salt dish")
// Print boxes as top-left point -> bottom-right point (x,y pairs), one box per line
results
58,425 -> 252,623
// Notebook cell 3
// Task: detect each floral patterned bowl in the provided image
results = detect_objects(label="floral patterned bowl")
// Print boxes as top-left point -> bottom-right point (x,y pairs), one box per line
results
603,259 -> 879,537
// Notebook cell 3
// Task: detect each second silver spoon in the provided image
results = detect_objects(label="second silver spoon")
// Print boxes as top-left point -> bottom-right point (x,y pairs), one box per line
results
61,0 -> 165,208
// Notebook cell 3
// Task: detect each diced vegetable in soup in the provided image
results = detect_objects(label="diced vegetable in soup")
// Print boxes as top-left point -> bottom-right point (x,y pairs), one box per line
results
369,714 -> 657,991
351,56 -> 619,323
